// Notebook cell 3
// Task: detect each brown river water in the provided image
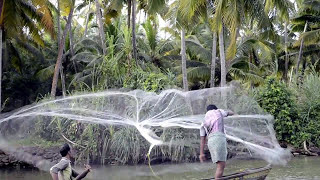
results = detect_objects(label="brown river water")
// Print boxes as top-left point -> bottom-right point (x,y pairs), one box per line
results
0,156 -> 319,180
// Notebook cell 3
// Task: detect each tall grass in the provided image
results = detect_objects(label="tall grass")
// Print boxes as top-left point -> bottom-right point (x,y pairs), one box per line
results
290,71 -> 320,147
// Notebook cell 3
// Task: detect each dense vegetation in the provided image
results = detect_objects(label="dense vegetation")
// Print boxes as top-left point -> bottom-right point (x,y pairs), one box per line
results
0,0 -> 320,164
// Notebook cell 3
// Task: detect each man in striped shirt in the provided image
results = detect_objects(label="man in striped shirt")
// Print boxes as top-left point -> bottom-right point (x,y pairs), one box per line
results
50,144 -> 91,180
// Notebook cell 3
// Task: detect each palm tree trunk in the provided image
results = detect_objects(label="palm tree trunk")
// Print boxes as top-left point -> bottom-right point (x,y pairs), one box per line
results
95,0 -> 107,55
296,22 -> 308,78
181,29 -> 188,91
302,58 -> 307,77
132,0 -> 138,63
51,7 -> 74,98
0,0 -> 4,111
284,22 -> 289,81
69,23 -> 74,56
138,7 -> 142,25
0,28 -> 2,112
210,32 -> 217,88
57,0 -> 61,46
219,27 -> 226,87
60,67 -> 66,97
69,21 -> 77,73
84,1 -> 91,37
127,0 -> 131,29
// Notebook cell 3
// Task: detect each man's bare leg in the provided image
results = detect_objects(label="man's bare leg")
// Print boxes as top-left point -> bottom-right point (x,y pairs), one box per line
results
215,161 -> 226,179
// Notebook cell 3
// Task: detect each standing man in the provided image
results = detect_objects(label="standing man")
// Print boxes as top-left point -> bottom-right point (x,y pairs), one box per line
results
50,143 -> 91,180
199,104 -> 234,179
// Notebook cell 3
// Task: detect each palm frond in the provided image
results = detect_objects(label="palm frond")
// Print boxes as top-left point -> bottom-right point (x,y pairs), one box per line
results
31,0 -> 55,37
3,0 -> 19,35
187,66 -> 210,81
265,0 -> 294,21
162,27 -> 180,39
87,57 -> 104,67
304,0 -> 320,15
228,57 -> 249,70
75,1 -> 88,11
59,0 -> 73,16
15,38 -> 45,62
228,67 -> 264,84
164,1 -> 179,28
19,11 -> 45,46
223,0 -> 239,60
237,37 -> 274,62
295,28 -> 320,46
178,0 -> 207,23
185,37 -> 211,62
212,0 -> 226,32
172,60 -> 208,73
70,71 -> 94,87
105,10 -> 119,25
35,64 -> 55,81
75,38 -> 103,55
144,0 -> 166,15
71,52 -> 100,63
142,18 -> 157,52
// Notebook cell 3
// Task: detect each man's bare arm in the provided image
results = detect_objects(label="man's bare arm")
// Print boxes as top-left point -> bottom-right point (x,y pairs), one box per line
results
72,169 -> 79,178
75,165 -> 91,180
199,136 -> 206,162
227,111 -> 235,116
51,173 -> 59,180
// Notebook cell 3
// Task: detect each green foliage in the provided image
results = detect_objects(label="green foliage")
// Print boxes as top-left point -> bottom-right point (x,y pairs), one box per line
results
13,137 -> 62,148
110,127 -> 147,164
257,77 -> 301,146
157,128 -> 199,162
123,68 -> 176,92
2,39 -> 52,112
3,0 -> 320,167
294,72 -> 320,147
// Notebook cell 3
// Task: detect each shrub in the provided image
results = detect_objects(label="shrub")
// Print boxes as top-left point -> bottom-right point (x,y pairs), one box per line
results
256,77 -> 301,146
123,68 -> 176,92
294,72 -> 320,147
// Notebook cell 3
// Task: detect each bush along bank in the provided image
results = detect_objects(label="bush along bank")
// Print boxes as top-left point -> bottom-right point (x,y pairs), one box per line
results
255,74 -> 320,156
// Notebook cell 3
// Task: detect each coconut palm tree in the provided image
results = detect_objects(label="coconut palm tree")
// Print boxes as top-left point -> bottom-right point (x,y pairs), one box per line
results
165,0 -> 207,91
211,0 -> 271,86
69,19 -> 133,89
0,0 -> 54,109
292,0 -> 320,78
74,0 -> 95,38
173,0 -> 274,87
102,0 -> 167,67
175,30 -> 274,89
264,0 -> 295,81
51,0 -> 75,98
137,18 -> 172,66
95,0 -> 107,55
132,0 -> 167,64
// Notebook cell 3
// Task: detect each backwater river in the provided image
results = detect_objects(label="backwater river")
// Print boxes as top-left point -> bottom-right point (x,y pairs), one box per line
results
0,156 -> 319,180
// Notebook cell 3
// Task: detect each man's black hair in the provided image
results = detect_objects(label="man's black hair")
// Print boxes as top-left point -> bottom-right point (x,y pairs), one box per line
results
60,143 -> 70,157
207,104 -> 218,111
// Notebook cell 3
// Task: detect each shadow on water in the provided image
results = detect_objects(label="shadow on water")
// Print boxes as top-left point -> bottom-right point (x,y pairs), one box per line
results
0,157 -> 319,180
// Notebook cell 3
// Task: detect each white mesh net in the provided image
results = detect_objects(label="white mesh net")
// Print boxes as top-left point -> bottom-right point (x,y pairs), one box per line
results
0,86 -> 291,167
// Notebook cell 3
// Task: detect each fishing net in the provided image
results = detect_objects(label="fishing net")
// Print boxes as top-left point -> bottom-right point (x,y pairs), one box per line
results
0,85 -> 291,169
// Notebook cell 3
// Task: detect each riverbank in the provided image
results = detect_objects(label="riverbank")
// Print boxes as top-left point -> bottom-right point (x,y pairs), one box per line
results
0,146 -> 60,169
